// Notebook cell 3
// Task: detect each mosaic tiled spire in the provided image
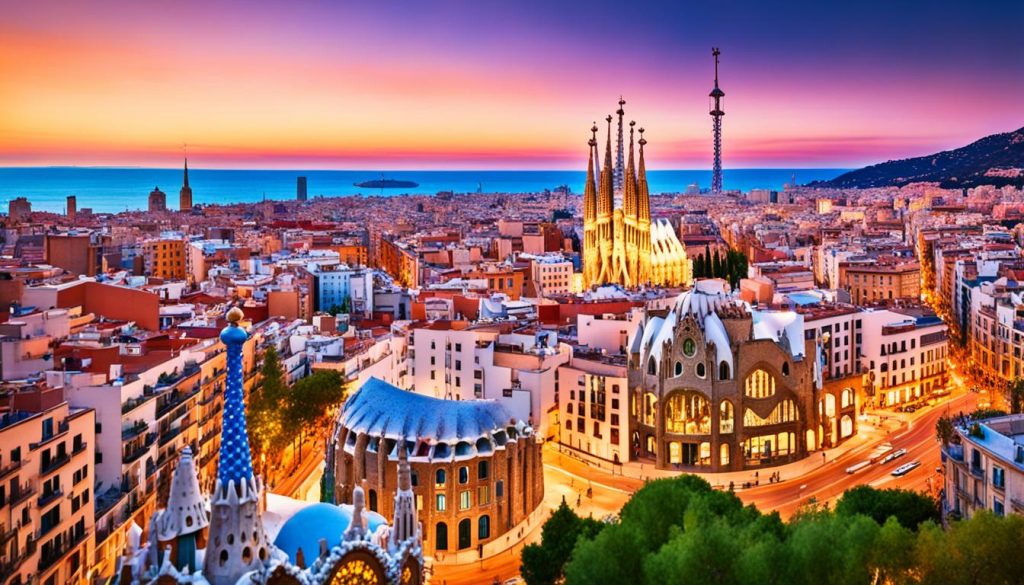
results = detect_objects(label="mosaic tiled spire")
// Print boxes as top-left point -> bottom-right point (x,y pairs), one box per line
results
217,307 -> 254,486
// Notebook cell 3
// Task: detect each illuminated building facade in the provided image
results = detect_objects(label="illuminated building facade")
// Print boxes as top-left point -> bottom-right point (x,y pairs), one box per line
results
582,100 -> 690,289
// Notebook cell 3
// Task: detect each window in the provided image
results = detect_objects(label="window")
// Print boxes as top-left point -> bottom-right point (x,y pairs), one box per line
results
436,494 -> 447,512
435,469 -> 446,488
719,362 -> 730,380
674,362 -> 683,377
478,515 -> 491,540
993,466 -> 1006,489
435,522 -> 449,550
745,369 -> 776,398
458,466 -> 469,484
682,338 -> 696,357
458,519 -> 472,550
648,357 -> 657,375
459,490 -> 471,510
455,343 -> 462,352
994,498 -> 1005,517
478,461 -> 489,480
781,363 -> 790,376
696,363 -> 706,378
478,485 -> 491,505
496,480 -> 504,498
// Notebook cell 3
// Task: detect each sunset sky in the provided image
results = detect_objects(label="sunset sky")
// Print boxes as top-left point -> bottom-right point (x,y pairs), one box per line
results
1,0 -> 1022,170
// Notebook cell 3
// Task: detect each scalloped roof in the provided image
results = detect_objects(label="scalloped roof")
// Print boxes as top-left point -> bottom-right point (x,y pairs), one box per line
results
340,377 -> 514,443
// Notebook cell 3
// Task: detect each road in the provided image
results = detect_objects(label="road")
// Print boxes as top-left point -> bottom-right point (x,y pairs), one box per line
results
435,390 -> 976,585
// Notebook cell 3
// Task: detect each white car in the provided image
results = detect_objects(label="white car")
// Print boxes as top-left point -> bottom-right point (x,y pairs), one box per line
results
880,448 -> 908,464
891,461 -> 921,476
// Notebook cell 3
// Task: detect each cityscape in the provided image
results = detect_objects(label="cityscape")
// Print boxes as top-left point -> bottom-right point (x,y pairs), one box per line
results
1,1 -> 1024,585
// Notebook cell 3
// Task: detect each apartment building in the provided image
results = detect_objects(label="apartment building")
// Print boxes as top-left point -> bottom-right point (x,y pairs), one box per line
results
944,414 -> 1024,519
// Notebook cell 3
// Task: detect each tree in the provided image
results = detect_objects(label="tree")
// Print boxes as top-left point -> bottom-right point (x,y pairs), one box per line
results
521,500 -> 605,585
834,485 -> 940,531
1007,378 -> 1024,414
936,415 -> 955,447
712,249 -> 724,278
249,346 -> 288,468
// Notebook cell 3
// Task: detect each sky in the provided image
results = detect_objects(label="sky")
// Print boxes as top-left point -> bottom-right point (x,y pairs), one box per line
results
1,0 -> 1022,170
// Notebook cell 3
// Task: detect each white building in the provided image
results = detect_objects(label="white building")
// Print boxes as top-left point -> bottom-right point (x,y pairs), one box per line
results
556,351 -> 629,463
859,307 -> 948,407
527,254 -> 574,296
944,414 -> 1024,519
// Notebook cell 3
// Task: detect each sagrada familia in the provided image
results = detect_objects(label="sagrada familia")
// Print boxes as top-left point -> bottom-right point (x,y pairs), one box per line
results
583,99 -> 690,289
116,308 -> 424,585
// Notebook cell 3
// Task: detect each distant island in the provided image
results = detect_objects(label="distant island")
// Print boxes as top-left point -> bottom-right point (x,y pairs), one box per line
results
814,126 -> 1024,189
353,178 -> 419,189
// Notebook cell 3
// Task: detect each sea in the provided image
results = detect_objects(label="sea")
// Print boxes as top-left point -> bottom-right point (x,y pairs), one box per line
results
0,167 -> 849,214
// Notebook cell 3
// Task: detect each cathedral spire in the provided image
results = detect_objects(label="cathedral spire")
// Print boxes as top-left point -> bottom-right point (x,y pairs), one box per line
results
183,157 -> 189,188
637,128 -> 650,221
613,97 -> 626,195
583,125 -> 598,222
623,121 -> 638,218
599,115 -> 614,216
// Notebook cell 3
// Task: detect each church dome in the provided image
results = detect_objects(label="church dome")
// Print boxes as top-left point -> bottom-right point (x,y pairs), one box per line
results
273,503 -> 387,562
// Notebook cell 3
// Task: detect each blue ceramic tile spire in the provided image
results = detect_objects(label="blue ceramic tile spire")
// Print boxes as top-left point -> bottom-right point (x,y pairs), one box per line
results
217,307 -> 255,486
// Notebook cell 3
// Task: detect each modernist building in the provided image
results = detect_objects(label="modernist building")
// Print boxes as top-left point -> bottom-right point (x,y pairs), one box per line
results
119,308 -> 425,585
330,378 -> 544,559
582,100 -> 689,289
628,280 -> 857,471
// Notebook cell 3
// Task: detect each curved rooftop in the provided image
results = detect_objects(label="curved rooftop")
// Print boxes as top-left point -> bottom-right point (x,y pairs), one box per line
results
340,378 -> 528,461
272,502 -> 387,562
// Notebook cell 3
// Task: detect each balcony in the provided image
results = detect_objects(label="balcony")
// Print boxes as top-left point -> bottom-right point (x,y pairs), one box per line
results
121,420 -> 149,441
9,483 -> 35,507
0,537 -> 36,583
37,488 -> 63,509
40,452 -> 70,476
0,459 -> 24,482
37,528 -> 88,572
30,420 -> 70,450
72,441 -> 87,456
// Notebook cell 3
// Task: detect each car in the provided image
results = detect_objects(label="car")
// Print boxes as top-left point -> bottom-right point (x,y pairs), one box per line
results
904,405 -> 918,413
891,461 -> 921,476
880,448 -> 908,464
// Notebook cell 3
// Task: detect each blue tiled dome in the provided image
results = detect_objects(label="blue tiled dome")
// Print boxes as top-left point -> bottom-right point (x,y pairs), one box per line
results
273,503 -> 386,562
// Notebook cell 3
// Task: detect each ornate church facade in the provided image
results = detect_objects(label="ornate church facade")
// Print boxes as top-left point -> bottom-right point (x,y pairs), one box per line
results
582,99 -> 691,289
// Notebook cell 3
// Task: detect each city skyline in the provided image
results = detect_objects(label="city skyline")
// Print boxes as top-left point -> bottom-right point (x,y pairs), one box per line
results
2,0 -> 1022,170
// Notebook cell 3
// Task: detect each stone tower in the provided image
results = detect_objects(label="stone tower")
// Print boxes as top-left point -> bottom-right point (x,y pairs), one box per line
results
179,158 -> 193,211
203,307 -> 270,585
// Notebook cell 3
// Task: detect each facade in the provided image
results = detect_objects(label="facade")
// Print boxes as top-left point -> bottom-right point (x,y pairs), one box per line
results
943,414 -> 1024,519
840,261 -> 921,304
556,351 -> 630,463
0,391 -> 95,585
148,187 -> 167,213
379,239 -> 419,289
582,101 -> 689,289
628,280 -> 857,471
860,307 -> 948,408
179,159 -> 193,210
331,378 -> 544,559
529,255 -> 573,296
143,238 -> 187,280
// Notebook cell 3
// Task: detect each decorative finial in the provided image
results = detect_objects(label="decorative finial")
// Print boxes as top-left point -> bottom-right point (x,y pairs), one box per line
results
606,114 -> 613,123
638,127 -> 646,147
618,96 -> 626,106
227,307 -> 244,324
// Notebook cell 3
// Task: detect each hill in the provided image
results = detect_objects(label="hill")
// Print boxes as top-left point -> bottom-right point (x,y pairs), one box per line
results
815,126 -> 1024,189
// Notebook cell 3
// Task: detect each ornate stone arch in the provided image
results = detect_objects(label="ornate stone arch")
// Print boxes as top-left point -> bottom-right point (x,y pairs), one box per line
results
326,548 -> 389,585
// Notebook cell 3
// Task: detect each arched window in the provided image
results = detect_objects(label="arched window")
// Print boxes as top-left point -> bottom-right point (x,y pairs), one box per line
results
744,369 -> 776,398
648,356 -> 657,375
696,363 -> 706,378
664,392 -> 711,434
478,515 -> 491,540
720,443 -> 730,466
567,403 -> 573,414
435,469 -> 446,488
675,361 -> 683,377
719,400 -> 734,434
719,361 -> 730,380
841,388 -> 854,409
458,466 -> 469,484
435,522 -> 448,551
781,363 -> 790,376
458,519 -> 472,550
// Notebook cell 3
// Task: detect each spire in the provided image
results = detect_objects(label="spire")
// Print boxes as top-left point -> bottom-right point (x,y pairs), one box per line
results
216,307 -> 255,487
637,128 -> 650,221
583,124 -> 598,222
614,97 -> 626,194
390,443 -> 420,551
598,115 -> 614,215
623,121 -> 638,217
183,157 -> 189,188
